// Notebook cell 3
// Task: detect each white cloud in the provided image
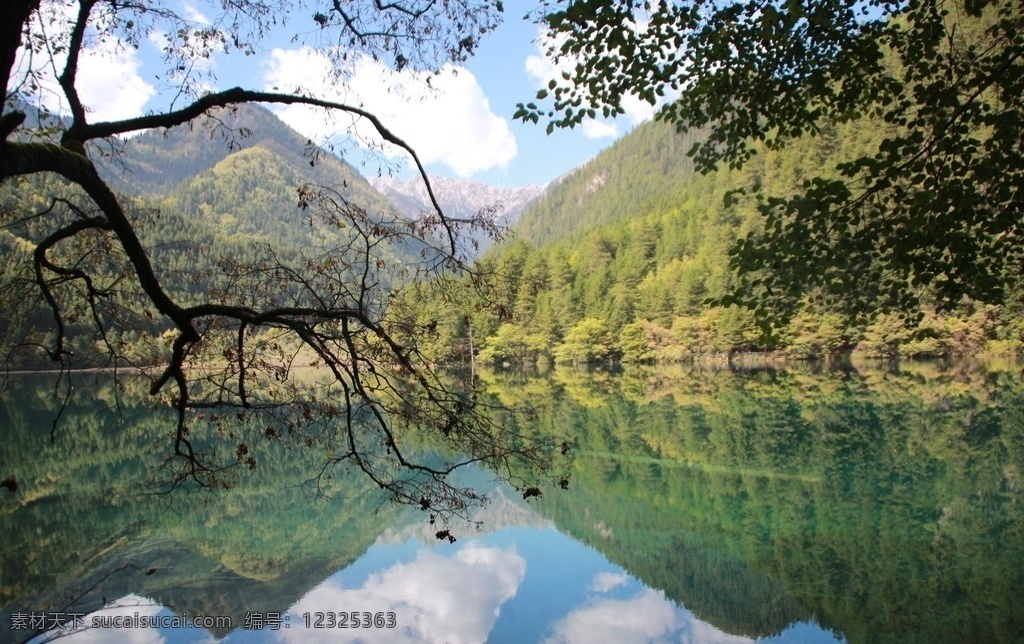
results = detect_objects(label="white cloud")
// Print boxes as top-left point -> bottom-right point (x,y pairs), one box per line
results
263,47 -> 517,177
278,542 -> 527,643
620,93 -> 658,126
544,588 -> 686,644
544,587 -> 763,644
590,571 -> 630,593
76,40 -> 156,122
582,120 -> 620,139
182,2 -> 212,25
37,595 -> 170,644
10,6 -> 155,124
524,38 -> 561,89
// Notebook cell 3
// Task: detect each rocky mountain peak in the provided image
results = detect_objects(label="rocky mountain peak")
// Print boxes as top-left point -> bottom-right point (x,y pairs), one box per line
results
370,173 -> 544,227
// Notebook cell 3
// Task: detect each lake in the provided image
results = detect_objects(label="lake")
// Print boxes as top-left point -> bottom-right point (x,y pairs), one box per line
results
2,361 -> 1023,643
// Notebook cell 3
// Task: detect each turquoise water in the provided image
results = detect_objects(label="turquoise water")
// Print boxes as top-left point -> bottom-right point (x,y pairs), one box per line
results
3,362 -> 1023,642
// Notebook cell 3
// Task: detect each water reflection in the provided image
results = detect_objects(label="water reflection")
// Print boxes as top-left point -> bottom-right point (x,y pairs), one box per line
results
277,541 -> 525,643
27,528 -> 843,643
5,362 -> 1024,642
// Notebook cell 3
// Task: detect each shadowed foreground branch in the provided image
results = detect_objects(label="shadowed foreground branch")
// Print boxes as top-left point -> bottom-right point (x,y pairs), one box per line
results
1,0 -> 558,524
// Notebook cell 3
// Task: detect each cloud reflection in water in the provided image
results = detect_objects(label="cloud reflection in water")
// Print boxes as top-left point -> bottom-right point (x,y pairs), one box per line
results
278,542 -> 526,643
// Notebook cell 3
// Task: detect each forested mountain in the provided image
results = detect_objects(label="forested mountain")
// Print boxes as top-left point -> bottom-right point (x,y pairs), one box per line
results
97,103 -> 398,221
0,104 -> 431,368
481,363 -> 1024,642
512,120 -> 703,246
410,108 -> 1024,366
5,89 -> 1020,370
0,375 -> 403,635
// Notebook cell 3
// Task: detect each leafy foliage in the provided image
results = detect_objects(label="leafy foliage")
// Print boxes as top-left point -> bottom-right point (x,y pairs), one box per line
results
521,0 -> 1024,322
440,110 -> 1024,364
551,317 -> 617,364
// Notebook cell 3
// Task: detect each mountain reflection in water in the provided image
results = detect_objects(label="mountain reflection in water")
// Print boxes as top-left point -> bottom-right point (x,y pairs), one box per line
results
22,521 -> 843,643
3,361 -> 1023,642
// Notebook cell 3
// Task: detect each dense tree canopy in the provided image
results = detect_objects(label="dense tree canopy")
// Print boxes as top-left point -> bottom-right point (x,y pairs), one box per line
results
520,0 -> 1024,324
444,109 -> 1023,367
0,0 -> 555,520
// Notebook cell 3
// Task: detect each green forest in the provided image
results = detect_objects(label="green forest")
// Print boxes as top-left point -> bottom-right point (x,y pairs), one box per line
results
439,0 -> 1024,367
3,1 -> 1022,372
403,0 -> 1024,368
3,0 -> 1023,639
402,113 -> 1024,367
0,374 -> 403,636
0,104 -> 427,369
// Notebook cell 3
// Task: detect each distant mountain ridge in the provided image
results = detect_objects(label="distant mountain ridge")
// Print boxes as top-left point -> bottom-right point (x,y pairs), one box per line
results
96,103 -> 546,254
371,173 -> 544,256
88,103 -> 418,266
96,104 -> 391,212
370,174 -> 543,224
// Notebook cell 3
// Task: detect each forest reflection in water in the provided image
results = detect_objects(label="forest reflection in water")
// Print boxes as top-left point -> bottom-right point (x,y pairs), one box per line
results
2,359 -> 1023,642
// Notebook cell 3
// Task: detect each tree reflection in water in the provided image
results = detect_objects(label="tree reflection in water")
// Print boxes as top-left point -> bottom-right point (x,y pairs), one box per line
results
3,360 -> 1023,642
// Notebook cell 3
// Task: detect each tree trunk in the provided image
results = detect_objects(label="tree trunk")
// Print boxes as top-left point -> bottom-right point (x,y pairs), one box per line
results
1,0 -> 41,110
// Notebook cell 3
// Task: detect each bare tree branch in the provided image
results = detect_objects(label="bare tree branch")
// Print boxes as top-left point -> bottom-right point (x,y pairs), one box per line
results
1,0 -> 557,526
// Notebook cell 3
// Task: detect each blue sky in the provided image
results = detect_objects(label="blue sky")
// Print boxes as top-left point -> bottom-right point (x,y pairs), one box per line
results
12,0 -> 657,188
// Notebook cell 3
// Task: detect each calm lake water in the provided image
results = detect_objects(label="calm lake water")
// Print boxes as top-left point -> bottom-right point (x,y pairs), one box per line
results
2,361 -> 1023,643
